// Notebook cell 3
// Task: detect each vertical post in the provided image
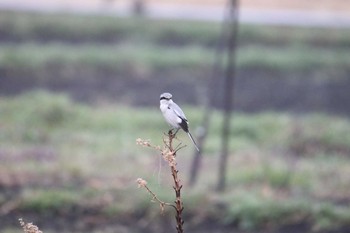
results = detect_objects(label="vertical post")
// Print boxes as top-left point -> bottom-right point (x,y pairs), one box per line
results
188,0 -> 231,187
217,0 -> 239,192
132,0 -> 146,16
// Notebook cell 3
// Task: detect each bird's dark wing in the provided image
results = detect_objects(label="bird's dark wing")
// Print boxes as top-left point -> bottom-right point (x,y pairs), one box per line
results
178,117 -> 189,132
170,102 -> 189,132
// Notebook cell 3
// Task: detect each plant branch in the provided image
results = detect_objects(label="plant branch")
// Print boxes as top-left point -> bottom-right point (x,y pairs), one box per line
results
136,131 -> 186,233
136,178 -> 176,212
166,130 -> 185,233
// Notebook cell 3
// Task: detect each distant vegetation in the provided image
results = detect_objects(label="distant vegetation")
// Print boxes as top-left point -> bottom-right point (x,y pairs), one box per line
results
0,10 -> 350,113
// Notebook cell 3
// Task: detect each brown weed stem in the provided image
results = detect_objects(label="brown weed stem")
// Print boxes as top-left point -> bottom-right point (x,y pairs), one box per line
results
167,130 -> 185,233
136,130 -> 185,233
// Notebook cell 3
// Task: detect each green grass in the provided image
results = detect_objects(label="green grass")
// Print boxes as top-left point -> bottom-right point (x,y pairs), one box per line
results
0,10 -> 221,45
1,10 -> 350,232
21,189 -> 81,214
1,42 -> 349,73
1,91 -> 350,232
1,10 -> 350,48
238,45 -> 350,71
0,43 -> 213,71
1,10 -> 350,74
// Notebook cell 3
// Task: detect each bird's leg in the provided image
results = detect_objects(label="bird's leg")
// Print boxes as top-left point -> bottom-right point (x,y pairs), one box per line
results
168,129 -> 174,135
168,129 -> 175,141
168,128 -> 179,138
173,128 -> 180,136
168,128 -> 179,137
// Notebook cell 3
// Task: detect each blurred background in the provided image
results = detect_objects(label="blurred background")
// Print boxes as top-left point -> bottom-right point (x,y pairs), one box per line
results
1,0 -> 350,232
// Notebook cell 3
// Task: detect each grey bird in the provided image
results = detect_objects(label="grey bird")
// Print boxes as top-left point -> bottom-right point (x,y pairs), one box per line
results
159,92 -> 200,152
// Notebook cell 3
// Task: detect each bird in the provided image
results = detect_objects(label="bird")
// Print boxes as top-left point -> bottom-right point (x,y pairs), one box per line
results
159,92 -> 200,152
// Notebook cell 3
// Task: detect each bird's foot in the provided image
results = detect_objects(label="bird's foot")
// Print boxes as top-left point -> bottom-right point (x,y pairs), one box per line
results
168,128 -> 179,139
168,129 -> 175,139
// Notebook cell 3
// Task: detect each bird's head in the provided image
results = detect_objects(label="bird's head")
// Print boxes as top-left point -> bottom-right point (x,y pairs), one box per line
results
160,93 -> 172,102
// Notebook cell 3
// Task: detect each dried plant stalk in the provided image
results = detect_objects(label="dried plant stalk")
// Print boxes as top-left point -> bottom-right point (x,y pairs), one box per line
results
167,130 -> 185,233
19,218 -> 43,233
136,130 -> 185,233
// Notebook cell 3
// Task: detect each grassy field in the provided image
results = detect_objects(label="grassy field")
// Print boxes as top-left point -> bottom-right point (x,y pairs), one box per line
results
1,91 -> 350,233
1,10 -> 350,114
1,9 -> 350,233
1,11 -> 350,72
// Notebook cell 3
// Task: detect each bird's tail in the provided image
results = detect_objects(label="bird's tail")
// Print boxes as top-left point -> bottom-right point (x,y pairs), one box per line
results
187,132 -> 200,152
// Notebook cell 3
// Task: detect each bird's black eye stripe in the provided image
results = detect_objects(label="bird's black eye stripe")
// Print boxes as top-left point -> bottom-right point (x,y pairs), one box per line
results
160,97 -> 169,100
